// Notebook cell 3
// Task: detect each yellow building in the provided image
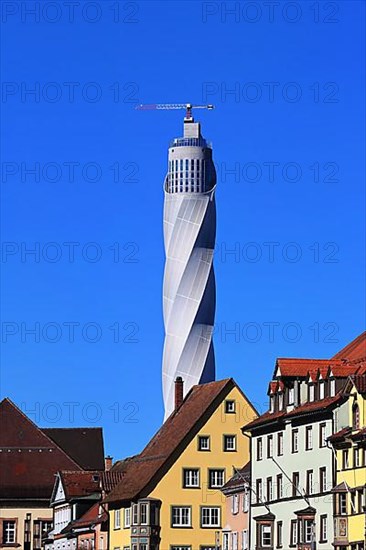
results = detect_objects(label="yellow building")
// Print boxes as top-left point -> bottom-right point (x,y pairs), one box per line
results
330,373 -> 366,550
105,378 -> 257,550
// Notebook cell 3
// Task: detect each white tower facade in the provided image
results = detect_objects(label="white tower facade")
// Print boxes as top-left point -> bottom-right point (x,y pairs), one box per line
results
162,116 -> 216,418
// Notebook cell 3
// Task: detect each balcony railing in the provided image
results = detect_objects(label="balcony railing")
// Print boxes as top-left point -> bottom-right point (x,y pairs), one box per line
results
169,137 -> 211,149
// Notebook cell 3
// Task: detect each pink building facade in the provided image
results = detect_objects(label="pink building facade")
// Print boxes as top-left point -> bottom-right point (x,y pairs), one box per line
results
221,463 -> 251,550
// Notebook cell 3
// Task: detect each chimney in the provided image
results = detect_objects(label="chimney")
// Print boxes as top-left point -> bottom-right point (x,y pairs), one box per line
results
105,455 -> 113,471
175,377 -> 184,410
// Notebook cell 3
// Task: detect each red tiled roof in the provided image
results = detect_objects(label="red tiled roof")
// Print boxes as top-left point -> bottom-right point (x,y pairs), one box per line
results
105,379 -> 256,504
332,331 -> 366,361
59,471 -> 102,498
222,462 -> 250,492
0,399 -> 82,500
69,502 -> 107,528
327,427 -> 352,443
0,398 -> 105,501
275,358 -> 342,378
43,428 -> 105,471
243,394 -> 343,431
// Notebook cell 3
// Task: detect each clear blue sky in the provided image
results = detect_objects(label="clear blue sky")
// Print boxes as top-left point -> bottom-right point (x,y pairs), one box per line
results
1,0 -> 365,459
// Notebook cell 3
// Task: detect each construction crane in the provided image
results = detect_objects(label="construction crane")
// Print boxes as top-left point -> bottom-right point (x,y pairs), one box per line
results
135,103 -> 214,120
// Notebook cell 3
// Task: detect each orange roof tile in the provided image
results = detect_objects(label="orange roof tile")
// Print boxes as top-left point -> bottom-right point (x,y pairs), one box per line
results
332,331 -> 366,361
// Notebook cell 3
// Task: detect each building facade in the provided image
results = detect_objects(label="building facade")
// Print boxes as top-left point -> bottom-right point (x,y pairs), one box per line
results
221,463 -> 251,550
162,114 -> 217,418
106,378 -> 257,550
243,332 -> 366,550
330,373 -> 366,550
0,398 -> 105,550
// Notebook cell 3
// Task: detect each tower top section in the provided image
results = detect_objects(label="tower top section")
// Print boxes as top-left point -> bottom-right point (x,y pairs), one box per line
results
135,102 -> 214,122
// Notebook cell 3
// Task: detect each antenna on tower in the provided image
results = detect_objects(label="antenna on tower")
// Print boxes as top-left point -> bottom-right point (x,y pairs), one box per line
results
135,103 -> 214,122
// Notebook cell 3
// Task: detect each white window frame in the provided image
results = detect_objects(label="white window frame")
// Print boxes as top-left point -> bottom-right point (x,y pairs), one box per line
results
309,384 -> 315,402
232,531 -> 238,550
198,435 -> 210,451
3,521 -> 16,544
242,529 -> 248,550
171,506 -> 191,527
277,432 -> 283,456
201,506 -> 221,528
330,379 -> 336,397
224,435 -> 236,451
260,524 -> 272,547
306,426 -> 313,450
183,468 -> 200,488
231,493 -> 239,515
320,515 -> 327,541
114,509 -> 121,529
124,507 -> 131,528
243,488 -> 249,512
209,469 -> 225,488
257,437 -> 263,460
222,533 -> 229,550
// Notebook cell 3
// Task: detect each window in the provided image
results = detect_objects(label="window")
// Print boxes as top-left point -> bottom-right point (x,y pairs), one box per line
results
343,449 -> 349,469
290,520 -> 297,546
242,529 -> 248,550
243,489 -> 249,512
354,448 -> 360,468
171,507 -> 191,527
278,393 -> 284,410
224,435 -> 236,451
301,519 -> 314,544
222,534 -> 229,550
132,504 -> 138,525
306,470 -> 313,495
330,379 -> 336,397
309,384 -> 315,402
225,400 -> 236,413
305,426 -> 313,450
277,521 -> 283,548
319,423 -> 327,447
292,472 -> 299,497
198,435 -> 210,451
288,387 -> 295,405
257,438 -> 263,460
319,467 -> 327,492
277,474 -> 283,500
339,493 -> 347,515
201,507 -> 220,528
2,521 -> 16,544
114,509 -> 121,529
319,381 -> 325,399
171,547 -> 191,550
232,531 -> 238,550
319,515 -> 327,542
292,429 -> 299,453
208,469 -> 225,488
267,477 -> 273,501
140,503 -> 147,525
256,479 -> 263,503
259,524 -> 272,548
352,403 -> 360,430
124,508 -> 131,528
270,395 -> 275,413
277,433 -> 283,456
231,494 -> 239,515
183,468 -> 200,488
267,435 -> 273,458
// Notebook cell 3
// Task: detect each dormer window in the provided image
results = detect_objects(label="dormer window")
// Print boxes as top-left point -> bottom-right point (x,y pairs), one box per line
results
269,395 -> 275,413
330,378 -> 336,397
278,393 -> 284,410
309,384 -> 315,402
288,387 -> 294,405
352,403 -> 360,430
319,381 -> 325,400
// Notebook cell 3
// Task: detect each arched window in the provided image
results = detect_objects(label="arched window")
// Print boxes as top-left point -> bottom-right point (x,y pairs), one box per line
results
352,403 -> 360,430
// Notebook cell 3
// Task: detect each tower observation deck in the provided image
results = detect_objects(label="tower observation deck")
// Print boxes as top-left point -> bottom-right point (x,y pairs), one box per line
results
162,116 -> 217,419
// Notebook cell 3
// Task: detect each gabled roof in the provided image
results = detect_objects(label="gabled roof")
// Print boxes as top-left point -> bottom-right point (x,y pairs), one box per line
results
43,428 -> 105,471
221,462 -> 250,493
105,379 -> 257,504
332,331 -> 366,361
275,358 -> 342,378
0,398 -> 82,500
57,471 -> 102,500
0,398 -> 105,501
352,374 -> 366,394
